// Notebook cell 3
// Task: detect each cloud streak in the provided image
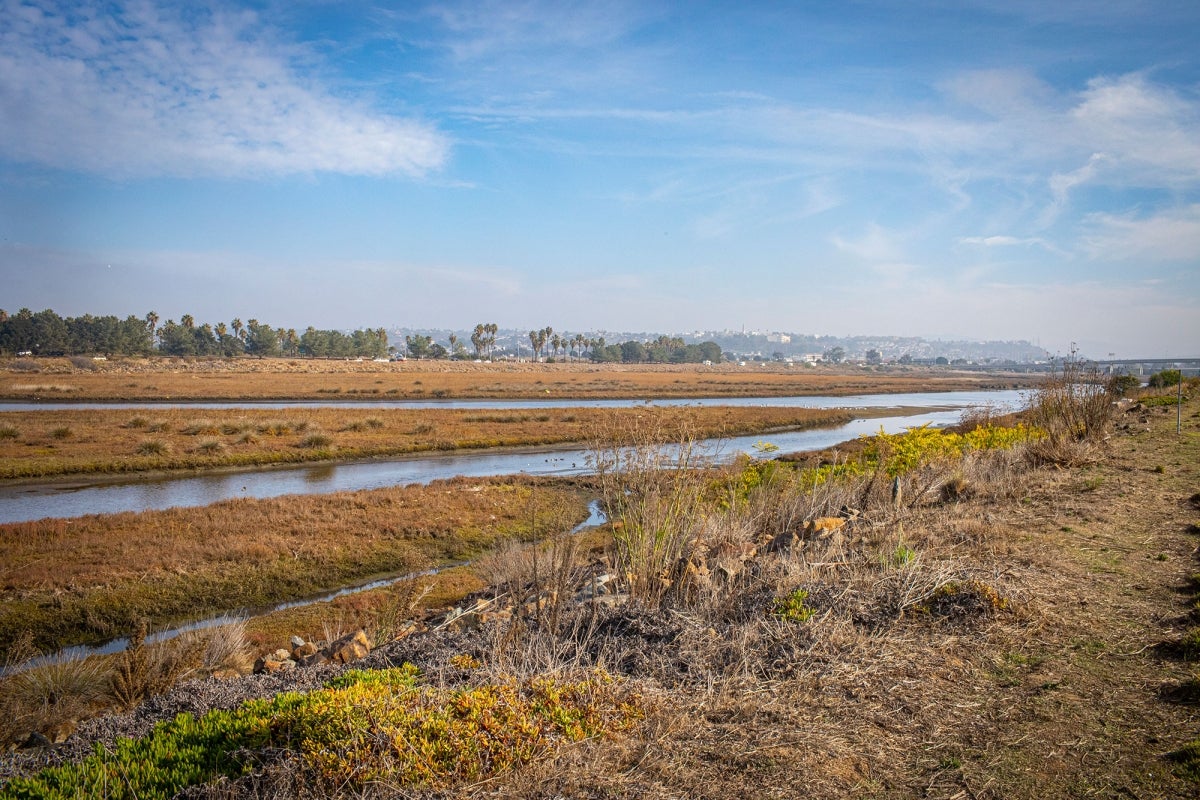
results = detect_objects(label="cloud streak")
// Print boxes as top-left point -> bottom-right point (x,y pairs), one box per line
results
0,1 -> 448,178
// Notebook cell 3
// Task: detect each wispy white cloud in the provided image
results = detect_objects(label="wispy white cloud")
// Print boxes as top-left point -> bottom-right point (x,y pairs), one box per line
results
959,235 -> 1069,257
0,1 -> 448,178
1081,204 -> 1200,263
831,224 -> 908,263
1041,152 -> 1109,224
1071,74 -> 1200,187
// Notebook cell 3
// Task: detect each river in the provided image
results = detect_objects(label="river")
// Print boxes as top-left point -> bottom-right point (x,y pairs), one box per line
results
1,390 -> 1022,671
0,389 -> 1025,524
0,388 -> 1023,412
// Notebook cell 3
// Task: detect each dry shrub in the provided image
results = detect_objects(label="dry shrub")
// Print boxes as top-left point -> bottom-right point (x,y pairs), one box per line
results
1025,353 -> 1114,450
68,355 -> 99,371
200,618 -> 254,675
1025,436 -> 1104,467
954,447 -> 1029,500
297,432 -> 333,449
107,623 -> 205,711
136,438 -> 169,455
480,532 -> 605,678
588,411 -> 711,608
0,633 -> 110,747
193,438 -> 225,454
370,576 -> 434,646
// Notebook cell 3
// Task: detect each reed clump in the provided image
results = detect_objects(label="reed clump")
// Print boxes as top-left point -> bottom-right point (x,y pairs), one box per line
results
1024,352 -> 1116,465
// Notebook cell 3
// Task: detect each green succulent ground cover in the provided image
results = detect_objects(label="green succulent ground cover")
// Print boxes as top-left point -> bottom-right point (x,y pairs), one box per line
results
2,666 -> 643,799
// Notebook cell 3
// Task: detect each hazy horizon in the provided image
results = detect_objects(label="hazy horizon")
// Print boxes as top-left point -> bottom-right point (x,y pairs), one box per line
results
2,1 -> 1198,358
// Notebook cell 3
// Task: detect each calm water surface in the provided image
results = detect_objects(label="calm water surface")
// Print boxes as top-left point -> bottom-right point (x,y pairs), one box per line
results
0,389 -> 1024,412
0,404 -> 1004,524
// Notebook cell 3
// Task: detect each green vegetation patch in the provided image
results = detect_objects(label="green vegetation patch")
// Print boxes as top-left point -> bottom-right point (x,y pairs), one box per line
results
773,588 -> 817,623
1168,737 -> 1200,782
3,666 -> 643,799
1142,393 -> 1186,408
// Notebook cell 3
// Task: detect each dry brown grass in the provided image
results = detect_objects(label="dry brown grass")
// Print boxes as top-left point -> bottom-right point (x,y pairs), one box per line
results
0,356 -> 1033,402
0,405 -> 853,479
421,393 -> 1200,798
0,476 -> 591,656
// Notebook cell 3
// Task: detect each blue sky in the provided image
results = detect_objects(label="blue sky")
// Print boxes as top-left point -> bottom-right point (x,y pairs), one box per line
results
1,0 -> 1198,357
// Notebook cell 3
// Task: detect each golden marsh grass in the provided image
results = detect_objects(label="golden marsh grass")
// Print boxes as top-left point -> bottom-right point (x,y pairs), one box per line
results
0,476 -> 590,656
0,405 -> 853,479
0,356 -> 1033,402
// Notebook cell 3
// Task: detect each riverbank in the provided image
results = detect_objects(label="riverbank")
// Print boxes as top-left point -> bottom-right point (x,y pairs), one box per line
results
0,476 -> 594,657
0,404 -> 854,480
0,357 -> 1036,402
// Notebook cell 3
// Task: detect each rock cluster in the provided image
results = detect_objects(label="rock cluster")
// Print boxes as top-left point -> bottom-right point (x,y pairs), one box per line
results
252,629 -> 381,674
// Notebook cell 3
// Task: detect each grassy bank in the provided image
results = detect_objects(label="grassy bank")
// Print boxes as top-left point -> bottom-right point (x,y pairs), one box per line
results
0,405 -> 853,480
0,477 -> 592,656
0,356 -> 1033,402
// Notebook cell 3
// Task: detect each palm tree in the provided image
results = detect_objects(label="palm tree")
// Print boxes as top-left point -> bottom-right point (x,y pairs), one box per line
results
485,323 -> 498,359
472,324 -> 486,359
144,311 -> 159,347
232,318 -> 244,343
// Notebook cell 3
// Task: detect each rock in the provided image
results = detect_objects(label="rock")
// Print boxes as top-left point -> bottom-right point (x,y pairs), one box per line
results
289,635 -> 306,650
444,609 -> 482,631
292,641 -> 319,660
480,608 -> 513,625
592,593 -> 629,608
272,648 -> 292,662
768,528 -> 804,555
20,731 -> 52,750
523,590 -> 559,615
326,629 -> 373,664
711,541 -> 757,581
253,655 -> 297,674
576,573 -> 617,602
299,650 -> 330,668
807,517 -> 846,536
49,720 -> 76,744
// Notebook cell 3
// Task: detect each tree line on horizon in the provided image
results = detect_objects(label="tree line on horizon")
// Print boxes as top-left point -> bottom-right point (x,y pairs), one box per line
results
0,309 -> 724,364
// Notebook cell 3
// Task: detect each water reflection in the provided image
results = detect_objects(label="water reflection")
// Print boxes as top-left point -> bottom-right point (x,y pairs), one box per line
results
0,389 -> 1024,413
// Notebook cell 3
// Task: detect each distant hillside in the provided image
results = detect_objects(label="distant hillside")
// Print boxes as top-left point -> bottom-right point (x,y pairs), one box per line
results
681,331 -> 1051,363
388,327 -> 1050,364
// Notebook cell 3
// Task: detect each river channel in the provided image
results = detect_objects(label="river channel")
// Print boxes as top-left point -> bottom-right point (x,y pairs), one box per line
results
0,390 -> 1023,524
